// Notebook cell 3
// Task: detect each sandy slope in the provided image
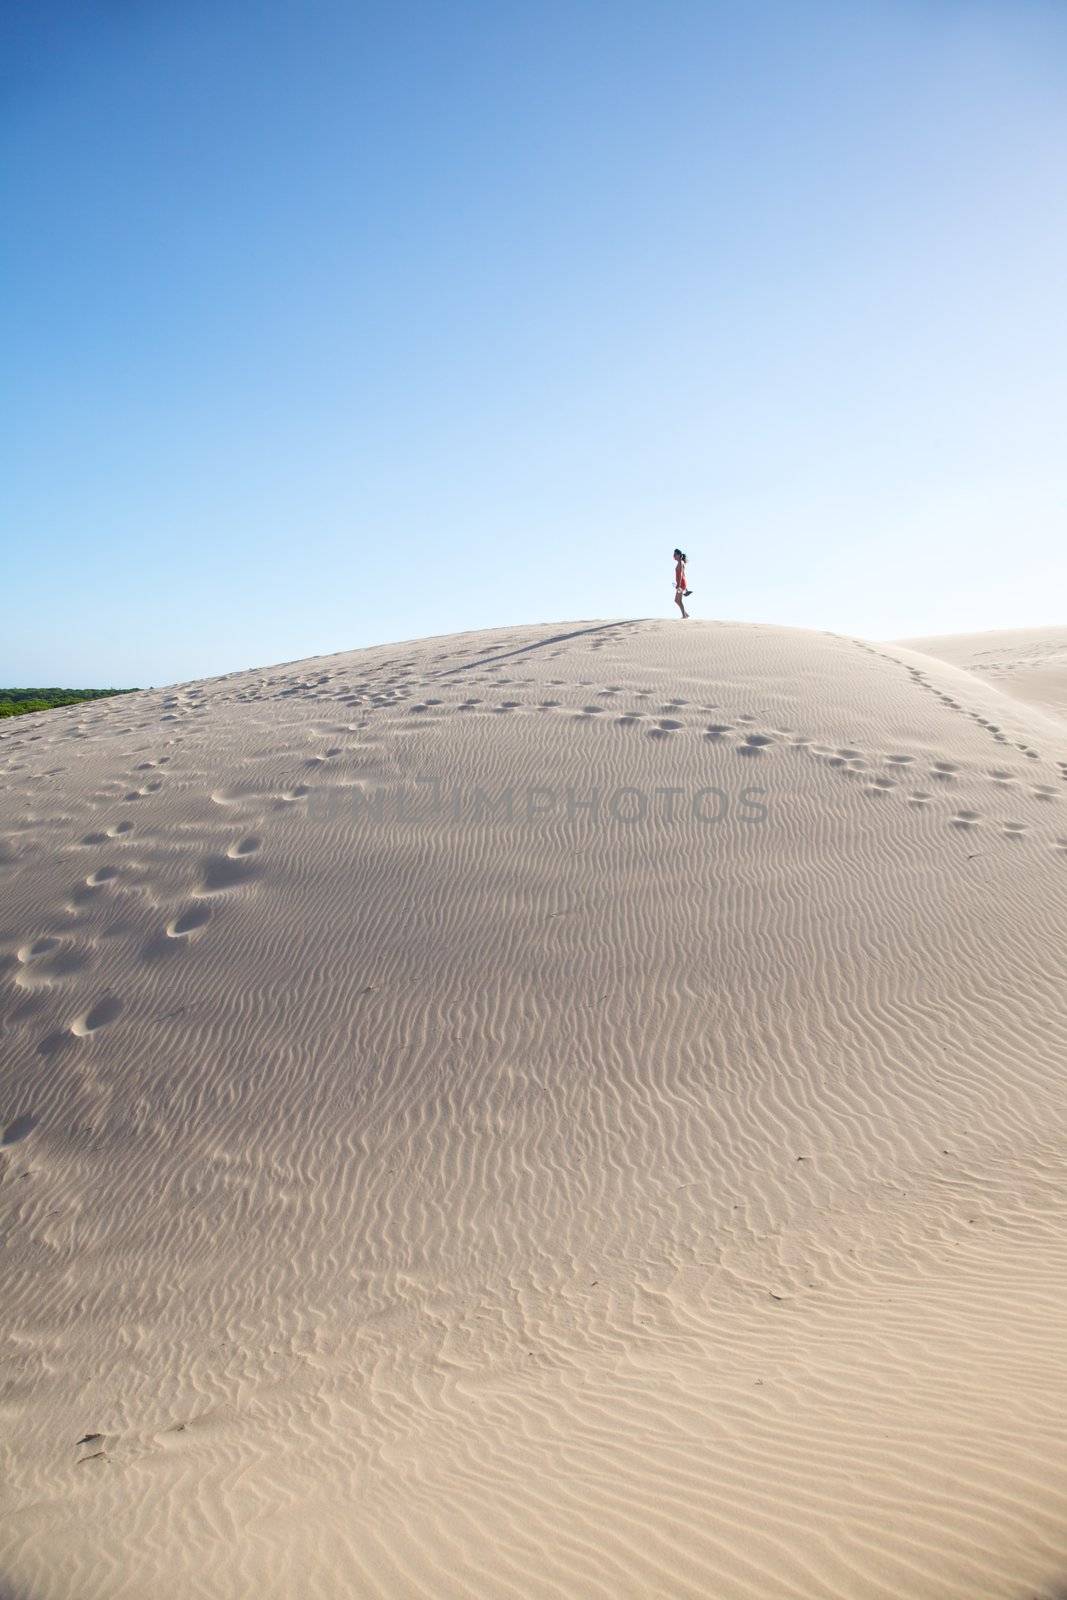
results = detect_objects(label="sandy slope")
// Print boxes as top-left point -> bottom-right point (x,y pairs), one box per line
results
2,617 -> 1066,1600
899,627 -> 1067,721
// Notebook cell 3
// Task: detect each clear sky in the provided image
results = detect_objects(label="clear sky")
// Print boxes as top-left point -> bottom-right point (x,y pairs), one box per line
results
5,0 -> 1066,687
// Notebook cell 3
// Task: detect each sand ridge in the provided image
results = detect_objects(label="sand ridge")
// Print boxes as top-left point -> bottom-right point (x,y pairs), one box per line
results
2,618 -> 1066,1599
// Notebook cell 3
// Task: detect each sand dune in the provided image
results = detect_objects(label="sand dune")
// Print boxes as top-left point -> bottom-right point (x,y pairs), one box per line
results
899,626 -> 1067,722
2,618 -> 1066,1600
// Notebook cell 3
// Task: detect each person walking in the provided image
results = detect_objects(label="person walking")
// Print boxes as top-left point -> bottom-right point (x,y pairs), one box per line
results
673,548 -> 691,618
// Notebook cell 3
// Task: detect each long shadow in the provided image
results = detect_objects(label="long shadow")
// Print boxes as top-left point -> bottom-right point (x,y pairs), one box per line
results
430,620 -> 646,679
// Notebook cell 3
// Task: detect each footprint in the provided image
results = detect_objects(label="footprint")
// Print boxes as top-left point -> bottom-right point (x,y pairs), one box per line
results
200,855 -> 256,892
87,866 -> 119,886
866,776 -> 896,792
227,836 -> 261,858
71,994 -> 124,1036
950,811 -> 980,829
16,940 -> 92,982
1,1112 -> 37,1146
908,792 -> 932,804
107,821 -> 134,837
705,725 -> 732,739
1002,822 -> 1026,838
886,755 -> 914,766
167,904 -> 211,937
37,1030 -> 75,1059
18,937 -> 59,963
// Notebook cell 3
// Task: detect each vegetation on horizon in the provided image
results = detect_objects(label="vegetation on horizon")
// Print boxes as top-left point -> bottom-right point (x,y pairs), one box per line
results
0,688 -> 136,720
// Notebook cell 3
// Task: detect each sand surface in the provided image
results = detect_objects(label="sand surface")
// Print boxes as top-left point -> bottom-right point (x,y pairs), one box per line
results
900,627 -> 1067,721
2,618 -> 1066,1600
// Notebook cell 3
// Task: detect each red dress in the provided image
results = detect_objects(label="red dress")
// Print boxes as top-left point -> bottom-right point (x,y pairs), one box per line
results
675,559 -> 686,592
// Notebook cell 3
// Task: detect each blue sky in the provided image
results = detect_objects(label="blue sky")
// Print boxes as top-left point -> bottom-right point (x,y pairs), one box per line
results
5,0 -> 1066,686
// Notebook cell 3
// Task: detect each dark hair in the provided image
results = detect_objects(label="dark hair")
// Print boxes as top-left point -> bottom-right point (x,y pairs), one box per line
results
674,548 -> 687,561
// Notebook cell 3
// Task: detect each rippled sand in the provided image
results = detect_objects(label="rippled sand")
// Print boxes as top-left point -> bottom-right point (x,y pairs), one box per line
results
2,618 -> 1066,1599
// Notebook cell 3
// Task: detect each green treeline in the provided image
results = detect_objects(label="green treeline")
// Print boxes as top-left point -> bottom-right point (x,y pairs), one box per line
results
0,688 -> 136,719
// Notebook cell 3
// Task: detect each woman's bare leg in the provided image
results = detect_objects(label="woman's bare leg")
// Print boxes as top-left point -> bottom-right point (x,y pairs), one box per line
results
675,591 -> 689,619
